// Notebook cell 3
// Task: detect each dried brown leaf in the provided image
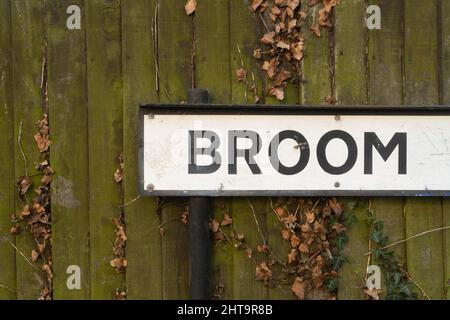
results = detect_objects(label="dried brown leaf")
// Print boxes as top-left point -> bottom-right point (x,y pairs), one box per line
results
290,40 -> 304,61
260,31 -> 276,45
34,132 -> 51,153
236,68 -> 247,83
10,225 -> 20,235
308,0 -> 321,6
311,24 -> 321,37
245,247 -> 253,259
268,86 -> 285,100
281,228 -> 291,240
332,223 -> 346,234
292,277 -> 306,300
299,242 -> 309,253
221,213 -> 233,226
328,197 -> 343,216
287,0 -> 300,10
18,177 -> 32,196
288,249 -> 298,263
262,59 -> 278,79
184,0 -> 197,15
31,250 -> 39,262
276,40 -> 290,50
364,288 -> 381,300
257,244 -> 269,253
250,0 -> 264,12
255,262 -> 272,282
110,257 -> 128,271
290,234 -> 300,248
209,219 -> 220,233
253,48 -> 262,59
306,210 -> 315,224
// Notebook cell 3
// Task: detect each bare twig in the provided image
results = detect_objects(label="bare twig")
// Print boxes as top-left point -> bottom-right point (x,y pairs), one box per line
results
365,199 -> 373,283
364,225 -> 450,256
119,195 -> 142,208
9,241 -> 42,273
218,227 -> 234,246
236,44 -> 248,102
269,198 -> 284,226
18,121 -> 28,178
311,199 -> 320,212
152,1 -> 159,92
0,282 -> 15,293
248,199 -> 266,244
406,273 -> 431,300
248,199 -> 287,267
258,11 -> 270,33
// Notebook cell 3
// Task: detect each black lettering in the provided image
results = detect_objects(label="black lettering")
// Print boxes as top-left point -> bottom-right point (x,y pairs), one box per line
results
188,130 -> 221,174
268,130 -> 310,175
364,132 -> 407,174
228,130 -> 262,174
317,130 -> 357,175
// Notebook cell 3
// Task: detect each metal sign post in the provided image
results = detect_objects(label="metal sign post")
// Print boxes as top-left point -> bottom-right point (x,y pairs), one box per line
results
187,89 -> 211,300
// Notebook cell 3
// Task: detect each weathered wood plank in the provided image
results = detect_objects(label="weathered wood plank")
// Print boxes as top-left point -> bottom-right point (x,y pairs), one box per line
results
196,0 -> 231,103
85,0 -> 123,299
12,0 -> 48,300
440,0 -> 450,300
334,0 -> 368,300
367,0 -> 406,299
229,0 -> 268,300
47,0 -> 90,299
302,2 -> 331,105
334,0 -> 367,106
404,0 -> 445,300
232,199 -> 268,300
266,197 -> 292,299
0,0 -> 16,300
121,0 -> 162,299
196,0 -> 232,299
443,201 -> 450,300
158,0 -> 192,300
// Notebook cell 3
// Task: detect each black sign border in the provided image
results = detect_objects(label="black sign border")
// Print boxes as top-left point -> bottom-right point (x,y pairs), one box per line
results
139,104 -> 450,197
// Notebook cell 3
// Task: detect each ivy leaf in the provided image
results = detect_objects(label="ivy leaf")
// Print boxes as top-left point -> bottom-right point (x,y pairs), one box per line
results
336,234 -> 348,250
345,213 -> 357,227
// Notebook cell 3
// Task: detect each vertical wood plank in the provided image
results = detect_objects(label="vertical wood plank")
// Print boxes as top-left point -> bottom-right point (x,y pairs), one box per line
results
0,0 -> 16,300
267,198 -> 292,299
229,0 -> 268,300
443,201 -> 450,300
196,0 -> 231,104
367,0 -> 406,298
440,0 -> 450,300
334,0 -> 368,300
404,0 -> 445,300
12,0 -> 47,299
196,0 -> 232,299
85,0 -> 123,299
47,0 -> 91,299
302,2 -> 331,105
158,0 -> 192,300
121,0 -> 162,299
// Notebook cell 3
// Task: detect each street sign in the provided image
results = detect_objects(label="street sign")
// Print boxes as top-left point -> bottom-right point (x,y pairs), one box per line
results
139,105 -> 450,197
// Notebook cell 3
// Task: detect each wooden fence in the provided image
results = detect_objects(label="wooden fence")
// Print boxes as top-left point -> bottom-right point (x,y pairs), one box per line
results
0,0 -> 449,300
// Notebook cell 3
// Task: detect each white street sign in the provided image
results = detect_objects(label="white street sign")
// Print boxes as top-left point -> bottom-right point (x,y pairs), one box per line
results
140,106 -> 450,196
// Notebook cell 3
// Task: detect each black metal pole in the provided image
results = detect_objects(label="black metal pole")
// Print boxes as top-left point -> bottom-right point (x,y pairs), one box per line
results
188,88 -> 211,300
